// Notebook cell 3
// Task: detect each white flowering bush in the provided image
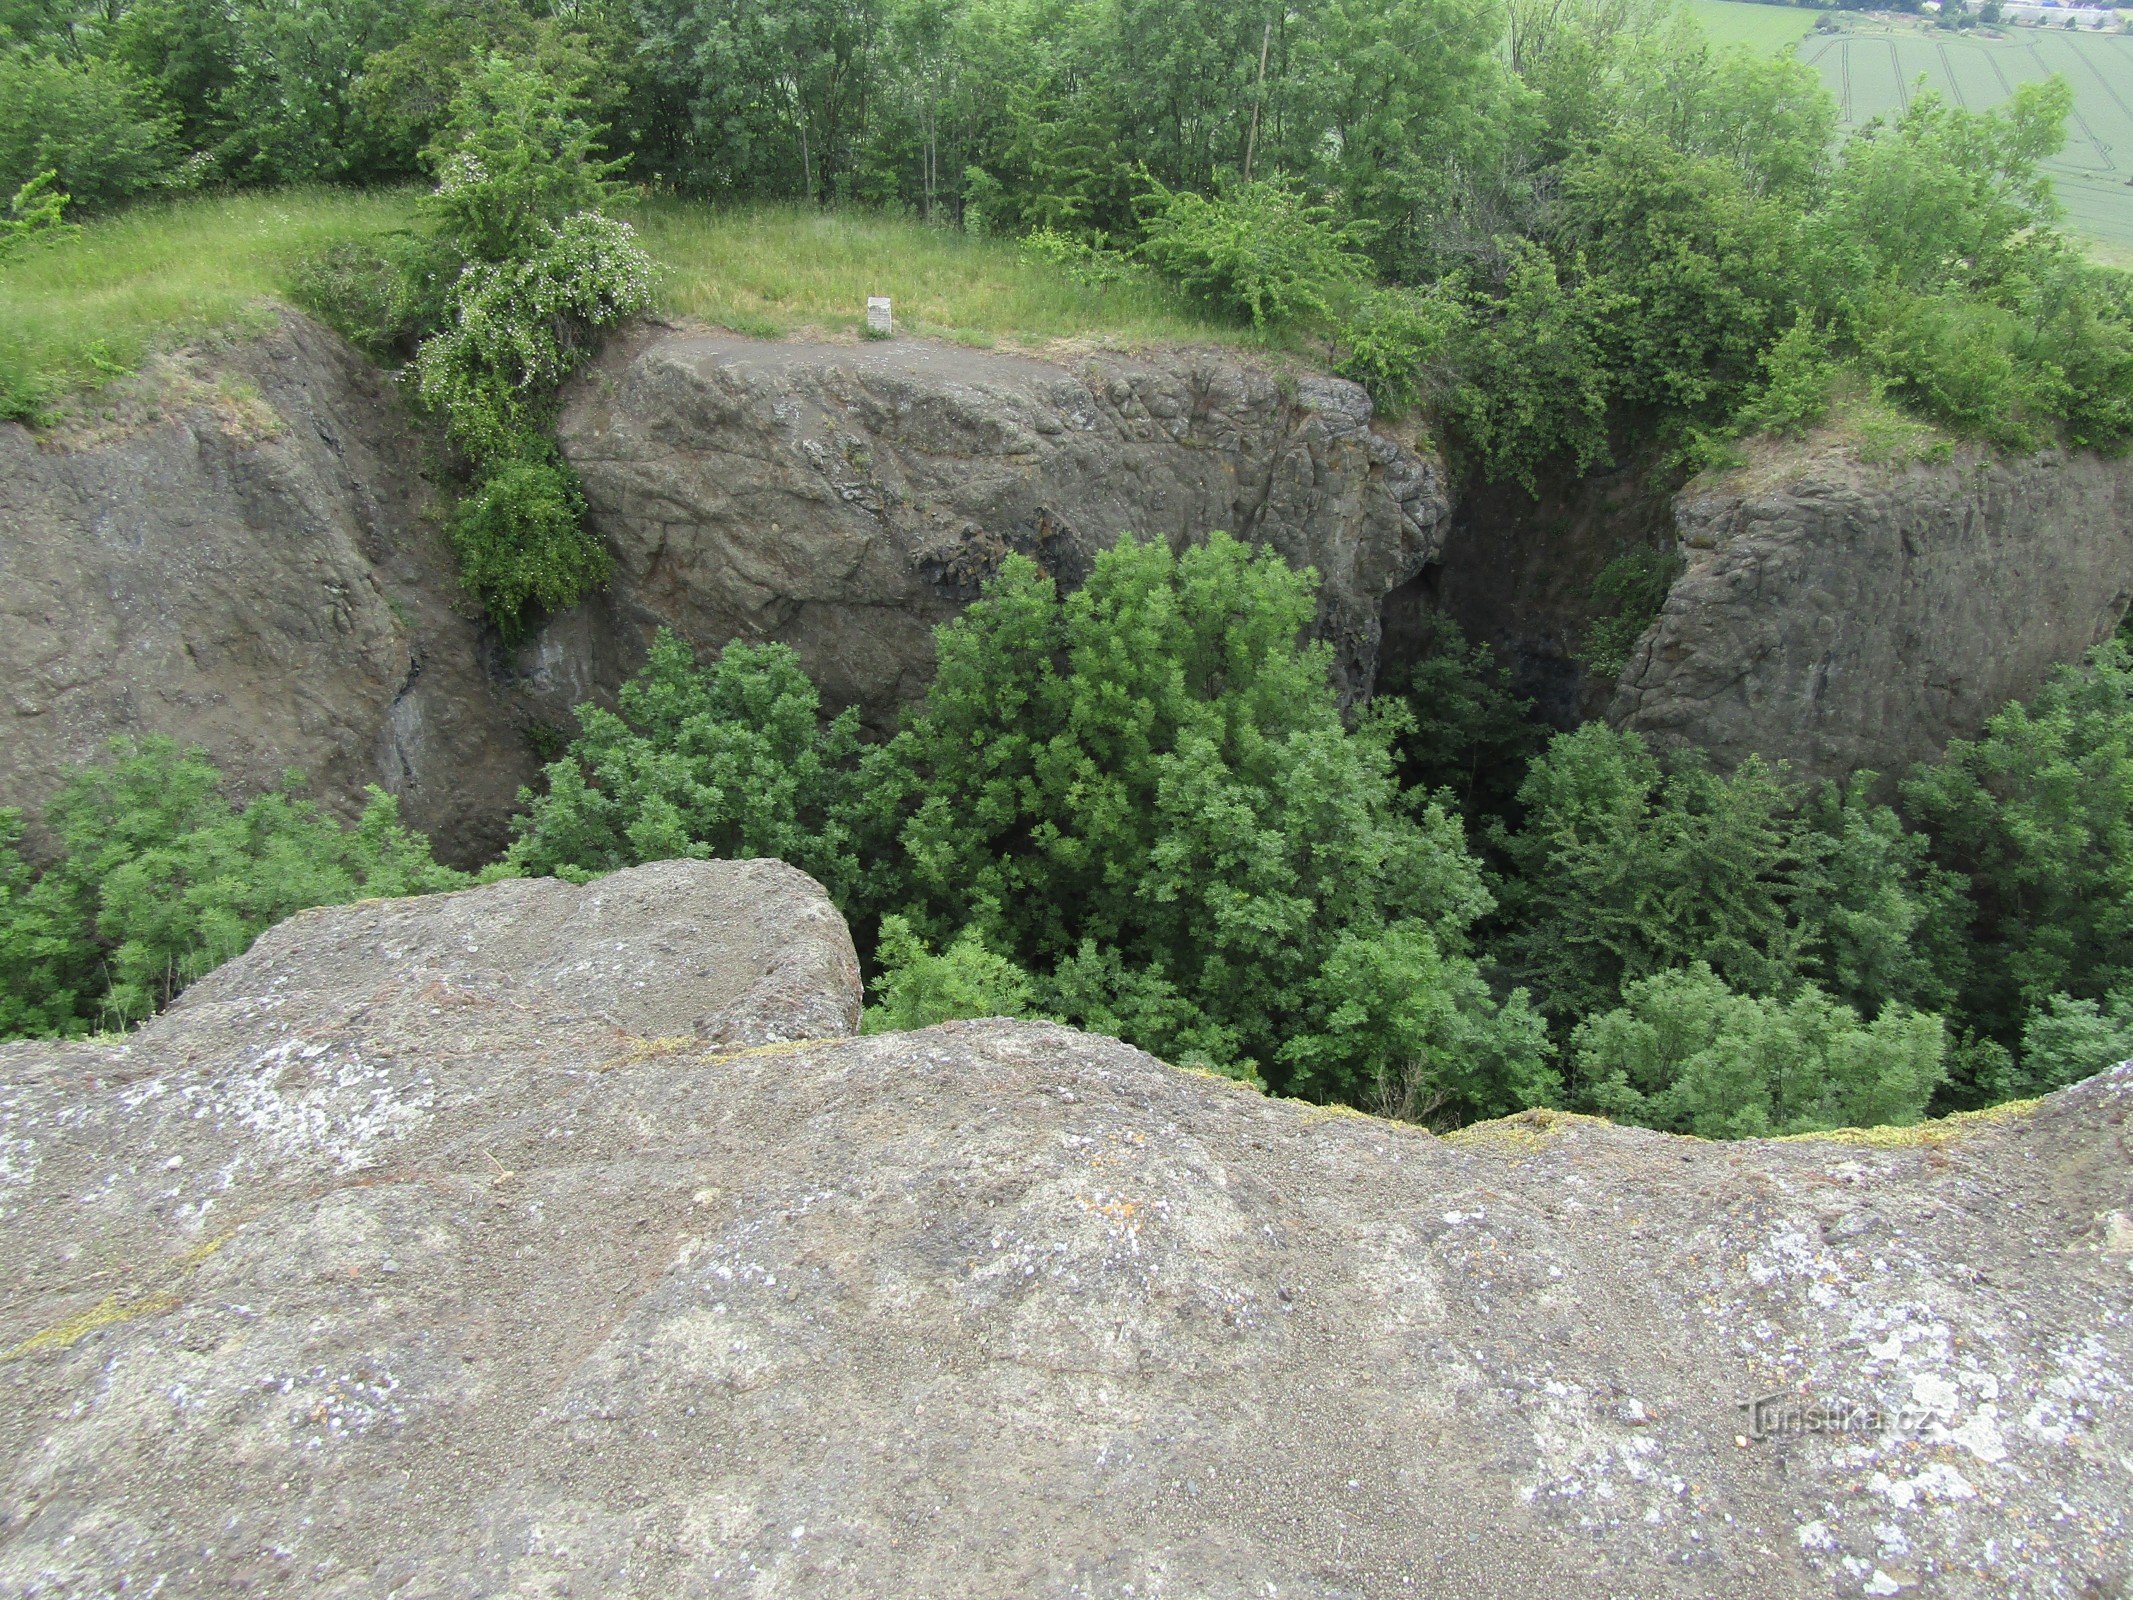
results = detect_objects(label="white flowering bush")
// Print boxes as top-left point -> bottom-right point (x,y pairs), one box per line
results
415,211 -> 655,467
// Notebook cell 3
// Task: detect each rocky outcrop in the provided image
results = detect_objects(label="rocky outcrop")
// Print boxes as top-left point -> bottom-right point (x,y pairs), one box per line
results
1610,438 -> 2133,781
1,318 -> 1447,863
549,329 -> 1450,731
3,861 -> 2127,1598
0,313 -> 534,865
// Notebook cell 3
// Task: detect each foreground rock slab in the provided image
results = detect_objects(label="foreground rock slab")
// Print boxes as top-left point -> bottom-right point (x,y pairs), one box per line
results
1,863 -> 2127,1598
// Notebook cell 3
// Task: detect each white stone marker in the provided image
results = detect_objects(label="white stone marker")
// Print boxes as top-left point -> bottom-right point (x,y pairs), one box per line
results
866,296 -> 893,338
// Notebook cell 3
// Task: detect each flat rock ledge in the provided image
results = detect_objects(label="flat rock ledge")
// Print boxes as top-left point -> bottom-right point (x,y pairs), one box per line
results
0,861 -> 2127,1599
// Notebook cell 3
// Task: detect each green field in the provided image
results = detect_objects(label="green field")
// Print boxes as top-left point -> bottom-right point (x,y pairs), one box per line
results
1790,20 -> 2133,247
1684,0 -> 1821,53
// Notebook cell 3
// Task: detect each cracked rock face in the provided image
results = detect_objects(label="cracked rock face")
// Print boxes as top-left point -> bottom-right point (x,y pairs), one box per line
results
0,313 -> 532,865
1611,439 -> 2133,782
2,860 -> 2127,1598
545,330 -> 1450,730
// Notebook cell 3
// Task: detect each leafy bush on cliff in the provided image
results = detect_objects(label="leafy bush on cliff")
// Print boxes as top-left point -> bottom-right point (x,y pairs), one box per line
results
517,535 -> 1556,1119
1574,963 -> 1948,1138
399,56 -> 651,633
0,741 -> 468,1038
1901,640 -> 2133,1050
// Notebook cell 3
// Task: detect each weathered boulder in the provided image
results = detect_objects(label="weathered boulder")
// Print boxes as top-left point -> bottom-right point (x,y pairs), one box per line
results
2,861 -> 2126,1598
548,329 -> 1449,731
1610,438 -> 2133,781
0,313 -> 533,865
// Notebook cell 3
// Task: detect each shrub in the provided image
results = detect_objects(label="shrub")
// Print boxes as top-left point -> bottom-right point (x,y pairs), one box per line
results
1733,310 -> 1839,438
287,235 -> 436,359
419,53 -> 626,267
508,630 -> 866,895
1334,285 -> 1464,414
447,451 -> 611,635
1575,962 -> 1948,1137
0,54 -> 180,211
2019,990 -> 2133,1095
1,741 -> 468,1038
1576,548 -> 1684,680
862,915 -> 1039,1033
0,172 -> 74,262
1901,641 -> 2133,1046
413,210 -> 656,467
1135,174 -> 1370,329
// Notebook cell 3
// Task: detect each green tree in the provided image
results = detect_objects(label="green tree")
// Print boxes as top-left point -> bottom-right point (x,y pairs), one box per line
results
1901,641 -> 2133,1047
862,914 -> 1038,1032
1575,962 -> 1948,1137
0,740 -> 468,1038
1493,726 -> 1810,1021
509,632 -> 867,900
0,53 -> 179,208
419,51 -> 625,266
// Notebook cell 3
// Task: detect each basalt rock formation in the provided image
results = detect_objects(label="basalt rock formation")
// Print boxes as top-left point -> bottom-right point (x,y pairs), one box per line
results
545,328 -> 1451,733
1,860 -> 2126,1598
1609,437 -> 2133,782
0,313 -> 532,866
0,317 -> 1448,858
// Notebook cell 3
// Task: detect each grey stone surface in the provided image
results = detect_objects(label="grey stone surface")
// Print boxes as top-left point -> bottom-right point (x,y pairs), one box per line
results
1611,438 -> 2133,781
0,313 -> 534,865
548,329 -> 1450,730
2,861 -> 2127,1598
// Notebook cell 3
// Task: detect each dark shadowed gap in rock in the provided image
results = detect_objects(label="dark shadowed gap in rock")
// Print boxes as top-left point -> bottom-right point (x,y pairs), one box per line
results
1381,447 -> 1691,731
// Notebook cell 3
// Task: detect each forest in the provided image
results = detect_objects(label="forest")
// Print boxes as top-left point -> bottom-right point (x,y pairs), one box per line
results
4,0 -> 2133,1134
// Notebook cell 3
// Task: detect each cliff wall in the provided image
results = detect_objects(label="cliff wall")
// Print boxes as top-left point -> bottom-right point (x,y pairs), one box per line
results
1611,438 -> 2133,780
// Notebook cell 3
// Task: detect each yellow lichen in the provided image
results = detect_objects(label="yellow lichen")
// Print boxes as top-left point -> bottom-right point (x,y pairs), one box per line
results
1444,1106 -> 1617,1150
5,1290 -> 183,1360
4,1223 -> 241,1361
1775,1098 -> 2041,1149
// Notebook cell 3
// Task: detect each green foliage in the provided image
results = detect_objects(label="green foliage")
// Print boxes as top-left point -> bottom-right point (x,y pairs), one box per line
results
287,233 -> 432,357
0,172 -> 74,262
2019,990 -> 2133,1096
1384,611 -> 1545,821
446,450 -> 610,636
0,53 -> 180,210
418,53 -> 625,267
1494,726 -> 1809,1023
869,535 -> 1544,1112
413,210 -> 654,466
862,914 -> 1038,1033
1575,963 -> 1947,1138
1577,547 -> 1683,679
1732,309 -> 1839,438
1334,286 -> 1464,415
508,631 -> 865,899
1135,175 -> 1370,329
0,740 -> 468,1038
1900,640 -> 2133,1050
1018,226 -> 1140,289
1438,243 -> 1613,491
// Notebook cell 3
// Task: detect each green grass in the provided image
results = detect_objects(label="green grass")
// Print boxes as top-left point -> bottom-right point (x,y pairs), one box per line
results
0,187 -> 419,417
0,190 -> 1248,418
1682,0 -> 1819,55
628,200 -> 1238,350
